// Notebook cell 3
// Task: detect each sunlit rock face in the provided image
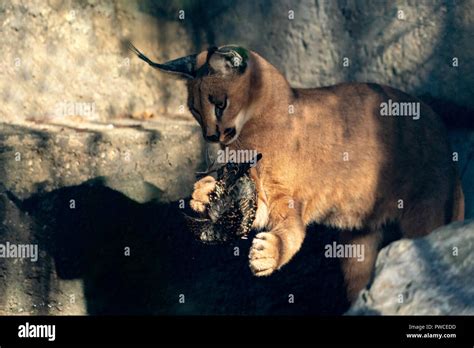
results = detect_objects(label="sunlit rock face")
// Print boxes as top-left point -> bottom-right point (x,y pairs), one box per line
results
1,1 -> 473,124
0,0 -> 193,123
347,220 -> 474,315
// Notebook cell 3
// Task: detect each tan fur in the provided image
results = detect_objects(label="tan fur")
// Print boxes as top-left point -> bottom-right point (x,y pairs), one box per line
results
187,48 -> 464,302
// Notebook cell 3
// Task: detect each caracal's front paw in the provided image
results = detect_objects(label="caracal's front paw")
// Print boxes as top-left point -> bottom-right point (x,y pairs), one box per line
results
190,175 -> 216,213
249,232 -> 281,276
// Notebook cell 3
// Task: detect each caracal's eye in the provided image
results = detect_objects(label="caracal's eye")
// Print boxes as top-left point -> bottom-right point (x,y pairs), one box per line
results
209,95 -> 227,120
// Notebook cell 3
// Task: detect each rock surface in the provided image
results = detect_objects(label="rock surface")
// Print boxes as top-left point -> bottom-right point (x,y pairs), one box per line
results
1,0 -> 473,125
347,220 -> 474,315
0,0 -> 193,122
0,119 -> 205,315
0,119 -> 204,202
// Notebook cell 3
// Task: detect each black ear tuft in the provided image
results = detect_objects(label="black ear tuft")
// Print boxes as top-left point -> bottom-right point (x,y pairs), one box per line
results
128,41 -> 197,79
208,46 -> 249,76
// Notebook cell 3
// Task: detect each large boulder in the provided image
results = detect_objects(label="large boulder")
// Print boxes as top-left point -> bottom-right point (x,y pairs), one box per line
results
347,220 -> 474,315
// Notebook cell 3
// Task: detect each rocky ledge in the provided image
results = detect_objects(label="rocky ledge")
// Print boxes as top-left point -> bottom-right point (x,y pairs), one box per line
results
0,119 -> 204,202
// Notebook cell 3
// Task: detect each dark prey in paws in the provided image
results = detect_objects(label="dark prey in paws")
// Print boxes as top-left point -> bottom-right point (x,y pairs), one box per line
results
184,153 -> 262,244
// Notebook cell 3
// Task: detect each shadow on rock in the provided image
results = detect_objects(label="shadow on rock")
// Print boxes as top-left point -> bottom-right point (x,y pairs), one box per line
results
12,180 -> 349,315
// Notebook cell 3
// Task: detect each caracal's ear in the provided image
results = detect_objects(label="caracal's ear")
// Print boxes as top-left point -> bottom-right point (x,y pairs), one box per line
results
208,45 -> 249,77
127,41 -> 197,79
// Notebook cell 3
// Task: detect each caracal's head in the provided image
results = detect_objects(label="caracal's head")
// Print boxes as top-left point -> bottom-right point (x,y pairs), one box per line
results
129,43 -> 253,145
